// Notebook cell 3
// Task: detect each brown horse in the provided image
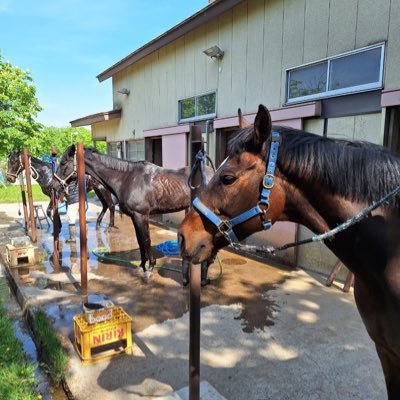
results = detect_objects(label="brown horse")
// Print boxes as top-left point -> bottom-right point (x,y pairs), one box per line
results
179,104 -> 400,399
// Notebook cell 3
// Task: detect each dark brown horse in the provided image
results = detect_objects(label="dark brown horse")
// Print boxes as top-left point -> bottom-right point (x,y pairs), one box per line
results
7,150 -> 116,228
52,145 -> 214,284
179,104 -> 400,399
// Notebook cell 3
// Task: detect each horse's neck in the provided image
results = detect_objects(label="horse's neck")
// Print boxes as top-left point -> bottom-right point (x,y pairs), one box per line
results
30,157 -> 53,192
284,179 -> 367,235
84,156 -> 133,198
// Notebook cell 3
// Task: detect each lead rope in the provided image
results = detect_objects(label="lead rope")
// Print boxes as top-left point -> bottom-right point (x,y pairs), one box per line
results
188,149 -> 215,189
232,184 -> 400,255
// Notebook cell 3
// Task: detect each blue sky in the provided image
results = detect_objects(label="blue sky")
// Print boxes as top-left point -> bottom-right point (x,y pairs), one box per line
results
0,0 -> 207,127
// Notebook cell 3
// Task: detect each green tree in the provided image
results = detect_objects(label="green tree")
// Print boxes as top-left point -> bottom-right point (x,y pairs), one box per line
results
0,52 -> 43,158
33,126 -> 95,158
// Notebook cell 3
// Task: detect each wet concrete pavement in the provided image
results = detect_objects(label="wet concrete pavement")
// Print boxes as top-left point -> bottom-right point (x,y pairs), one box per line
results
0,199 -> 387,399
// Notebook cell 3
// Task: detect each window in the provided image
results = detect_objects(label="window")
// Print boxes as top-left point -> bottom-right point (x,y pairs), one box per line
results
179,92 -> 216,122
286,44 -> 384,104
126,140 -> 145,161
108,142 -> 122,158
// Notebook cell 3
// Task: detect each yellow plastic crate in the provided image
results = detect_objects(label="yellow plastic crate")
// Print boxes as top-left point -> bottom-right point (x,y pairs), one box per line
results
73,306 -> 133,364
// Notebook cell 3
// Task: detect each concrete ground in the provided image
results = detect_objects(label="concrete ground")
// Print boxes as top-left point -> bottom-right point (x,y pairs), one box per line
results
0,199 -> 386,400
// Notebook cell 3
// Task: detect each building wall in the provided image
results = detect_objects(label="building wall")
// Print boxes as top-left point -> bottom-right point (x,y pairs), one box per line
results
105,0 -> 399,144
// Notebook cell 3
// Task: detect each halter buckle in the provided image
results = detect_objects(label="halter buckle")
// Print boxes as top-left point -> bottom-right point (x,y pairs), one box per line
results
218,220 -> 233,235
263,173 -> 275,189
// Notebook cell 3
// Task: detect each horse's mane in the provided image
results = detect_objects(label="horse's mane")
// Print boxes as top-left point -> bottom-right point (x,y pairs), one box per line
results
229,126 -> 400,206
85,148 -> 148,172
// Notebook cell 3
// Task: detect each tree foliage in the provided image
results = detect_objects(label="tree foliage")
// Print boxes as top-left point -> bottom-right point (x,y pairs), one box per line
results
0,52 -> 43,158
0,52 -> 105,160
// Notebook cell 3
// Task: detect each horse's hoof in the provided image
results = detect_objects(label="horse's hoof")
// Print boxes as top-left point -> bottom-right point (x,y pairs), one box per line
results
182,278 -> 189,287
144,270 -> 153,279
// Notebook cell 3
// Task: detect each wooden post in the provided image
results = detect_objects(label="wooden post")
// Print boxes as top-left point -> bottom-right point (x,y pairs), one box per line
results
51,147 -> 60,268
77,142 -> 88,297
23,149 -> 37,243
189,125 -> 203,400
19,175 -> 29,234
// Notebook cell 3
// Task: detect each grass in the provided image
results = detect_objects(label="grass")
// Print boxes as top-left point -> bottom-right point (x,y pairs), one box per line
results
0,305 -> 39,400
31,310 -> 68,385
0,185 -> 48,203
0,184 -> 97,203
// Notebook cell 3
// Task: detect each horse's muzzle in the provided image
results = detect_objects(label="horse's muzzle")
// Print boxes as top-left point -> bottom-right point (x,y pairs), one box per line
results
6,174 -> 16,183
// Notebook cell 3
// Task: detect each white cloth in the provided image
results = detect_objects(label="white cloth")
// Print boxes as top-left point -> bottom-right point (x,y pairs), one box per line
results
66,202 -> 79,225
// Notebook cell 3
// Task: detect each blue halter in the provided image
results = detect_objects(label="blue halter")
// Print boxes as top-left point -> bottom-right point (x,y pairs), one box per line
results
192,131 -> 281,245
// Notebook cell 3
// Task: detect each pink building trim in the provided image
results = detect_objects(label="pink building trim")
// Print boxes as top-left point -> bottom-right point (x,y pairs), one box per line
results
381,88 -> 400,107
214,101 -> 321,129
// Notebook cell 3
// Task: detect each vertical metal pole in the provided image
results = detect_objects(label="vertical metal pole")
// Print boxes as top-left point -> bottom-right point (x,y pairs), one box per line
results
189,125 -> 203,400
51,147 -> 60,268
19,175 -> 29,234
23,149 -> 37,243
77,142 -> 88,297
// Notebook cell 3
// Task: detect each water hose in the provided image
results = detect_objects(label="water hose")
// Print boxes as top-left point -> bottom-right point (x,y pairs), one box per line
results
92,241 -> 222,281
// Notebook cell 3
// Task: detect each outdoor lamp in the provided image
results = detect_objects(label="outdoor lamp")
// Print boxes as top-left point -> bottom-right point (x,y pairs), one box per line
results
203,45 -> 224,60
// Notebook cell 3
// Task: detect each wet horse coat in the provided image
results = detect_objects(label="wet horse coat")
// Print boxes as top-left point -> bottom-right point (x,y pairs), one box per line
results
7,150 -> 116,228
52,146 -> 214,284
179,105 -> 400,399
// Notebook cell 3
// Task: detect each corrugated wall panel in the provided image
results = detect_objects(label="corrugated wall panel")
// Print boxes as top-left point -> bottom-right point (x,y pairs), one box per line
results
263,0 -> 284,108
328,0 -> 357,56
303,0 -> 329,63
245,0 -> 265,111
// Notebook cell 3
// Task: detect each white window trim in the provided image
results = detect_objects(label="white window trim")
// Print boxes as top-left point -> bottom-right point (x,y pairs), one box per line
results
286,43 -> 385,104
178,91 -> 217,123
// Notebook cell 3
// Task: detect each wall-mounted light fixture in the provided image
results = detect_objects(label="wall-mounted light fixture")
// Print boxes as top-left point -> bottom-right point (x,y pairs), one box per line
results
117,88 -> 130,95
203,45 -> 224,60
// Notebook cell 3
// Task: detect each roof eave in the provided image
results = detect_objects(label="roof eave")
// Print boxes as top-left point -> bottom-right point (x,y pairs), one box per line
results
70,109 -> 121,127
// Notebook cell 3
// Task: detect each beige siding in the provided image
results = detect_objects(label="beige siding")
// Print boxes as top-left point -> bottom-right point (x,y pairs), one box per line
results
385,0 -> 400,88
303,0 -> 329,63
303,118 -> 324,135
216,10 -> 233,116
327,113 -> 382,143
355,0 -> 390,48
104,0 -> 399,142
263,0 -> 284,108
245,0 -> 265,111
230,2 -> 248,115
328,0 -> 357,55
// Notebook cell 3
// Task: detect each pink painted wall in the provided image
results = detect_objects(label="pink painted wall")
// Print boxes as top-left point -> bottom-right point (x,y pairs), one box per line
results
162,133 -> 187,168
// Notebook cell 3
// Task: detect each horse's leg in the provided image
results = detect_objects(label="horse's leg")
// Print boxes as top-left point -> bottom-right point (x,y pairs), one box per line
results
181,260 -> 210,287
130,212 -> 150,275
46,200 -> 52,219
139,213 -> 156,277
93,187 -> 108,228
201,260 -> 211,286
375,344 -> 400,399
182,259 -> 190,286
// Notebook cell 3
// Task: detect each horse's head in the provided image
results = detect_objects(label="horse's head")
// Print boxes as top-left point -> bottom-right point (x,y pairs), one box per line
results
52,144 -> 77,193
6,150 -> 24,183
179,104 -> 287,264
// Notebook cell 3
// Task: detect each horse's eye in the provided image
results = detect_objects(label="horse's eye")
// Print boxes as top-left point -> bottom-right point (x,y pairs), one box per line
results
221,175 -> 237,185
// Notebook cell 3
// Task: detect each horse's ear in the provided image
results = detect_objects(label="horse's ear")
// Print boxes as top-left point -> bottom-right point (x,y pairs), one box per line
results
254,104 -> 272,146
238,108 -> 250,128
68,144 -> 76,157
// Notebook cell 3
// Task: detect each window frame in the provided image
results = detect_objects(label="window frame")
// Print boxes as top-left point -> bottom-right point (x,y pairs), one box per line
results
286,43 -> 385,104
125,139 -> 145,161
178,91 -> 217,123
